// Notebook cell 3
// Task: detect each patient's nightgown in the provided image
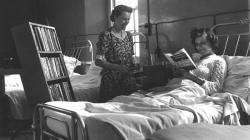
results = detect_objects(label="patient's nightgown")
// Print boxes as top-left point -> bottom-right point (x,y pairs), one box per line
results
190,54 -> 227,95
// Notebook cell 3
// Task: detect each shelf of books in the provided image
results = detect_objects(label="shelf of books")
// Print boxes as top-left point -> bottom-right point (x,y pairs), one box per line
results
11,22 -> 75,110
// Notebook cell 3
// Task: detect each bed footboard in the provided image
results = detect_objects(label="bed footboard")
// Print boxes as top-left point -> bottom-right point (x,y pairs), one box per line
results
33,104 -> 87,140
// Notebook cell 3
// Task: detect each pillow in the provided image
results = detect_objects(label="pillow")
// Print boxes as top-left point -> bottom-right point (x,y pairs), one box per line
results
223,74 -> 250,103
63,55 -> 82,76
223,55 -> 250,75
223,55 -> 250,103
87,61 -> 102,75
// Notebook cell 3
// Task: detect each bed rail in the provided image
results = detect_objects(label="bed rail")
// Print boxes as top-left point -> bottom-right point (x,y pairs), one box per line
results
64,40 -> 93,63
210,18 -> 250,56
33,104 -> 87,140
64,31 -> 150,64
210,18 -> 250,32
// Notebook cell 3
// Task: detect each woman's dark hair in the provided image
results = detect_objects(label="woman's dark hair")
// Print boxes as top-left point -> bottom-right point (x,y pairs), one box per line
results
110,5 -> 132,22
190,27 -> 219,53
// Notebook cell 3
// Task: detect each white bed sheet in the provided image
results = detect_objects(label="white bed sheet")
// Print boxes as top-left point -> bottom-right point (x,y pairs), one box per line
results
147,123 -> 250,140
44,101 -> 129,140
70,73 -> 101,102
4,73 -> 101,120
43,89 -> 228,140
44,101 -> 195,140
41,86 -> 250,140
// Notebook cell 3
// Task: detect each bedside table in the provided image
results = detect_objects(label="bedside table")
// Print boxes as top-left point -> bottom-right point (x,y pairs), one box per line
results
135,64 -> 172,90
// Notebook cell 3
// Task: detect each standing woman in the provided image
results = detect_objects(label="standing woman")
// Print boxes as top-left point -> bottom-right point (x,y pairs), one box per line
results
95,5 -> 137,102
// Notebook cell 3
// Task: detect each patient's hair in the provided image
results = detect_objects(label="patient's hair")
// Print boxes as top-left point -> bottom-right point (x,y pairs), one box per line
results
190,27 -> 219,53
110,5 -> 133,22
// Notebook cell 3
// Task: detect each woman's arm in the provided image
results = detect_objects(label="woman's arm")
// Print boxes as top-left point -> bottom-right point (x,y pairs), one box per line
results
182,71 -> 205,85
173,66 -> 205,85
95,56 -> 128,73
200,60 -> 227,94
95,32 -> 128,73
183,59 -> 227,95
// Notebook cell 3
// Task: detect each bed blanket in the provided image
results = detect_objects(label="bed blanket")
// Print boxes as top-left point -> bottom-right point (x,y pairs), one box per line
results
83,79 -> 250,140
147,123 -> 250,140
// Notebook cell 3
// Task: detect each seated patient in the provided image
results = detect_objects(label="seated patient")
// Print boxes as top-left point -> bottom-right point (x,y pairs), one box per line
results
144,28 -> 227,105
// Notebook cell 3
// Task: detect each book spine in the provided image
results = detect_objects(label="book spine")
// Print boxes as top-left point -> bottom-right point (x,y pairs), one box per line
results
62,82 -> 72,100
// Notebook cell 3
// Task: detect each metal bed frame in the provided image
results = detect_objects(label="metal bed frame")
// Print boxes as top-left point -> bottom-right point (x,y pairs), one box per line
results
63,31 -> 148,64
211,18 -> 250,56
64,40 -> 94,63
7,44 -> 93,140
31,42 -> 95,140
33,10 -> 250,140
33,104 -> 87,140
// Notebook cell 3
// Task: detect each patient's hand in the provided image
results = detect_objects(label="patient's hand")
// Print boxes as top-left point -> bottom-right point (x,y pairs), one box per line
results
172,65 -> 188,78
192,53 -> 202,62
182,71 -> 194,79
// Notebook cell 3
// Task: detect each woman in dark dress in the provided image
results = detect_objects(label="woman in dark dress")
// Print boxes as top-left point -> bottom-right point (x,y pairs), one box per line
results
95,5 -> 137,102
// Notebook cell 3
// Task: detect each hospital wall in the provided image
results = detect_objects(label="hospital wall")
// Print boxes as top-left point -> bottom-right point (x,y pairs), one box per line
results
138,0 -> 249,64
1,0 -> 250,67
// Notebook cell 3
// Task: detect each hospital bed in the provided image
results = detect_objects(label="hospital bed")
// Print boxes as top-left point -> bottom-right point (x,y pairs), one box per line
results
32,15 -> 250,140
5,39 -> 101,124
147,19 -> 250,140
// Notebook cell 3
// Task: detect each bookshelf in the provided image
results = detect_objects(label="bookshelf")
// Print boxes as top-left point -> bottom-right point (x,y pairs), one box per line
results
11,22 -> 75,110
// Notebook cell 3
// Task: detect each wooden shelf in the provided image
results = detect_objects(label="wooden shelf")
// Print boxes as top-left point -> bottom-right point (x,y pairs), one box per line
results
12,22 -> 75,110
46,76 -> 69,85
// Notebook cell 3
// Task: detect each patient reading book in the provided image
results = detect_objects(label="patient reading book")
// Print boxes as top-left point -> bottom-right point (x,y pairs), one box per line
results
164,48 -> 196,71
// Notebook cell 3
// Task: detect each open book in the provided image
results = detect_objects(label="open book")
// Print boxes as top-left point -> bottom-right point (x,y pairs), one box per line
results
164,48 -> 197,71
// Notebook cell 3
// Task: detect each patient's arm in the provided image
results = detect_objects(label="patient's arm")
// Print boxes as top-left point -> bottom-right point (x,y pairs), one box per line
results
173,56 -> 227,95
190,57 -> 227,95
172,66 -> 205,85
201,59 -> 227,95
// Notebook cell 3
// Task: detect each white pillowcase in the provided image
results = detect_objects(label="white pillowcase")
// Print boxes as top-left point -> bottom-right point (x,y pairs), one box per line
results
224,55 -> 250,75
223,74 -> 250,103
223,55 -> 250,103
63,55 -> 82,76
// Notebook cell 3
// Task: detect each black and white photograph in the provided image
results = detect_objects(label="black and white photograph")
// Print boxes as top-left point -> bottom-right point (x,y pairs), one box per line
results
1,0 -> 250,140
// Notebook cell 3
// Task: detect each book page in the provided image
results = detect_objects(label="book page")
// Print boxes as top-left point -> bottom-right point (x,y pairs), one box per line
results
171,48 -> 197,70
163,53 -> 175,65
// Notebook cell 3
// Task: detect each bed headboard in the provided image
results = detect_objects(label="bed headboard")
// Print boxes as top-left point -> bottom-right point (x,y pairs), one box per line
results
64,40 -> 93,64
211,19 -> 250,56
210,19 -> 250,105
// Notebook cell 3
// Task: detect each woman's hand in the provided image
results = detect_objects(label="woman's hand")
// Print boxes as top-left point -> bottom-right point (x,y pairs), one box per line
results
116,65 -> 129,73
96,58 -> 129,74
192,53 -> 201,62
175,67 -> 205,85
172,65 -> 195,79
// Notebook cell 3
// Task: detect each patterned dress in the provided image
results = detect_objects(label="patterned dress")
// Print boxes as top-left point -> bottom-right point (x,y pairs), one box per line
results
96,28 -> 137,102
